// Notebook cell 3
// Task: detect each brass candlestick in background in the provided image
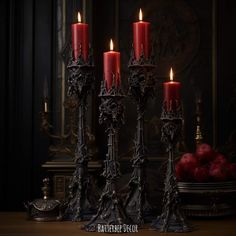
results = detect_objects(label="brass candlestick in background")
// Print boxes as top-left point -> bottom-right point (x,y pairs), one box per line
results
40,75 -> 78,156
40,96 -> 82,157
195,92 -> 203,147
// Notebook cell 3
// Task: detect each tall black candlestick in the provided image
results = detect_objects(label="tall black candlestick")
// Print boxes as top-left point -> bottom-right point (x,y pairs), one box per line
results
84,80 -> 130,232
124,45 -> 156,226
63,45 -> 97,221
151,102 -> 191,232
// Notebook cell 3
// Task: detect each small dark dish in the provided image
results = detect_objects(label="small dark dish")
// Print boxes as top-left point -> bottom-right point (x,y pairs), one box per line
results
178,181 -> 236,217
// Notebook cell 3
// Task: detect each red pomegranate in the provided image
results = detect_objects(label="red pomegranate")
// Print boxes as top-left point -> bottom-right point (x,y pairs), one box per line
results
209,163 -> 227,181
179,153 -> 199,171
196,143 -> 214,163
193,166 -> 209,182
212,153 -> 228,165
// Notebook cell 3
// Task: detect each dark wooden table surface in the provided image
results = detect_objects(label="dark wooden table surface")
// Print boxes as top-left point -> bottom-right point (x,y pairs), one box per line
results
0,212 -> 236,236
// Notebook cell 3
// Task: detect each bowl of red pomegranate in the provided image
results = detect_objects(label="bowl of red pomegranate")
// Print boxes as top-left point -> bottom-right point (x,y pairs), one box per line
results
176,143 -> 236,217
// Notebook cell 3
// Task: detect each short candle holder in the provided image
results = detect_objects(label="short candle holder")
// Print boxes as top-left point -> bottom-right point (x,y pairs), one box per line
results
63,46 -> 97,221
84,80 -> 130,232
124,46 -> 156,226
151,102 -> 191,232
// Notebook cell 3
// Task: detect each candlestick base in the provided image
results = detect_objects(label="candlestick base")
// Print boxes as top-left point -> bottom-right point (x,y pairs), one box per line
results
84,180 -> 129,232
84,81 -> 130,232
151,216 -> 190,233
151,103 -> 191,233
63,163 -> 98,221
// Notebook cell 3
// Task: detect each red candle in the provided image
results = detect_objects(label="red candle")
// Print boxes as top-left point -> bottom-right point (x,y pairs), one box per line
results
133,9 -> 150,60
163,68 -> 181,110
103,39 -> 120,90
71,12 -> 89,60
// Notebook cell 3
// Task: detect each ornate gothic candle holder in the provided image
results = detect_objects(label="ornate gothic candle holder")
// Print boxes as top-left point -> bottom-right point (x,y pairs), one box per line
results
84,80 -> 130,232
63,46 -> 97,221
124,46 -> 156,226
151,101 -> 191,232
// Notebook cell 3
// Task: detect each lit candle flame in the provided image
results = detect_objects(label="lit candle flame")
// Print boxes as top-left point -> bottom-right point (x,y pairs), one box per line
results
77,12 -> 81,23
110,39 -> 114,51
170,67 -> 174,81
139,8 -> 143,21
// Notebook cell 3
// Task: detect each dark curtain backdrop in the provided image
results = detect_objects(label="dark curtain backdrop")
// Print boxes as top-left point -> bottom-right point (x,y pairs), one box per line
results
0,0 -> 52,211
0,0 -> 236,211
